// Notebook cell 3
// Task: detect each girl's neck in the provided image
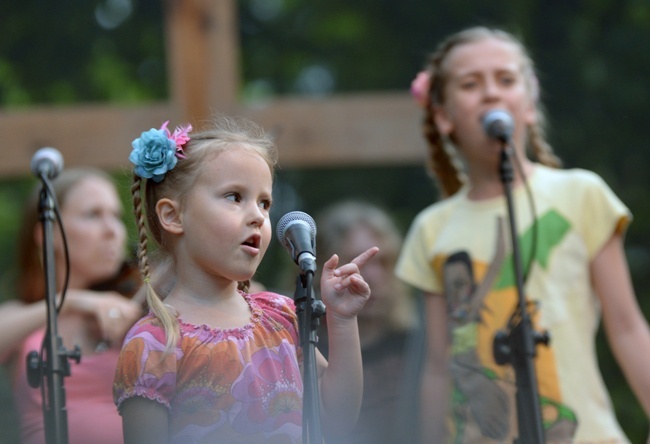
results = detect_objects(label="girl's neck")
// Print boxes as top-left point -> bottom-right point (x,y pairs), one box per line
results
166,278 -> 240,307
164,280 -> 251,330
465,157 -> 535,200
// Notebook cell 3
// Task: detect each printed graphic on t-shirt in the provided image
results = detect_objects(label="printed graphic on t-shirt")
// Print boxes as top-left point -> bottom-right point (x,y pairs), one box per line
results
439,212 -> 578,443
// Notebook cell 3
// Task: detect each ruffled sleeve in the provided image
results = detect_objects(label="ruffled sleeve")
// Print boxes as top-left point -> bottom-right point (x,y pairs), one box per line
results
113,314 -> 181,412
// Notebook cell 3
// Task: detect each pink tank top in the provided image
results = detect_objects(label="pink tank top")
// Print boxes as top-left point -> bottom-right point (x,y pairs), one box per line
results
13,329 -> 123,444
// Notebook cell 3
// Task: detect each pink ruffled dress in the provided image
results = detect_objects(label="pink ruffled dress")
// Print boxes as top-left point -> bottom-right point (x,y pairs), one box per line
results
113,291 -> 303,443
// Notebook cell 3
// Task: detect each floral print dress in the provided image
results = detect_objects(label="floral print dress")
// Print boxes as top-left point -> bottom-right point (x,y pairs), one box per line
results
113,291 -> 303,443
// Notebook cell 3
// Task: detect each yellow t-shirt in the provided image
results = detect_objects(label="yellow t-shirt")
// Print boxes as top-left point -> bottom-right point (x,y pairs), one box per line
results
396,165 -> 631,443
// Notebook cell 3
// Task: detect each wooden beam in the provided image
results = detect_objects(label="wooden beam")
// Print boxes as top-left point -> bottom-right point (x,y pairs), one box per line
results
0,94 -> 426,177
0,0 -> 427,178
239,93 -> 427,168
0,103 -> 178,177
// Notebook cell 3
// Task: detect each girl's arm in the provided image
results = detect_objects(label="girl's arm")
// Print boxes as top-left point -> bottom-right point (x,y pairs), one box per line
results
120,396 -> 170,444
592,232 -> 650,416
316,247 -> 378,439
420,291 -> 450,443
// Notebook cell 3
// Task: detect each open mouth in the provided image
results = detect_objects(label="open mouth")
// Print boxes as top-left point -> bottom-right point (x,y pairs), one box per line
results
242,234 -> 261,249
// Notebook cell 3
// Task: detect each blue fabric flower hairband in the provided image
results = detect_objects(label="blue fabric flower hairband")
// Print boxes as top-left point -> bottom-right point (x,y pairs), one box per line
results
129,121 -> 192,182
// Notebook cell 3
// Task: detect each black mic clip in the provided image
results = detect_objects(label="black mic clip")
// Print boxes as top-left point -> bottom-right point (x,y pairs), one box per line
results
296,251 -> 317,274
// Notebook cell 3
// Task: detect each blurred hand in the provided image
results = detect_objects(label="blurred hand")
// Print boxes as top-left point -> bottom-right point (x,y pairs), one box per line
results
63,290 -> 143,345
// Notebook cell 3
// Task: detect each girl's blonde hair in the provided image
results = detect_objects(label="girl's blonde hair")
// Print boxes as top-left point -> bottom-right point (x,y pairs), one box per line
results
422,26 -> 561,197
131,115 -> 278,350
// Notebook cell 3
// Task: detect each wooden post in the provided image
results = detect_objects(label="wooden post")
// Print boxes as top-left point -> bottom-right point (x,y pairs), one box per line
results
164,0 -> 240,123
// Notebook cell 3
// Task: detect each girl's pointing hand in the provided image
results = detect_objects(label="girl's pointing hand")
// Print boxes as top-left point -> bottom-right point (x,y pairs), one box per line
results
320,247 -> 379,320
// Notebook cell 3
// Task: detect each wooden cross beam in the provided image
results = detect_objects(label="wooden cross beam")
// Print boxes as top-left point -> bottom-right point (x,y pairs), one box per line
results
0,0 -> 426,178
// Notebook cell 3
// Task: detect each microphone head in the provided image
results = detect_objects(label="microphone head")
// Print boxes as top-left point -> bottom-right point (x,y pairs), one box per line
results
481,109 -> 514,141
30,147 -> 64,179
276,211 -> 317,250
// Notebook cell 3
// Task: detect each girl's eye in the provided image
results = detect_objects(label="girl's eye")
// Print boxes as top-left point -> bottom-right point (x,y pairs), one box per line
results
84,209 -> 102,219
498,75 -> 516,86
226,193 -> 241,203
460,80 -> 477,90
259,199 -> 272,211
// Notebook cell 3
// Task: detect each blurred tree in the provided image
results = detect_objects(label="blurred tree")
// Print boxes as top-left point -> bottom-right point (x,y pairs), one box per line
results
0,0 -> 167,107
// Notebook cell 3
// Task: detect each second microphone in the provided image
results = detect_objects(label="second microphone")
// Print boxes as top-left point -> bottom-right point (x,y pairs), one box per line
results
276,211 -> 317,273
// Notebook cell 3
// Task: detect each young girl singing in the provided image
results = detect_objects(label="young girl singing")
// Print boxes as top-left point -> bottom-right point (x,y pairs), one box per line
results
397,26 -> 650,443
113,116 -> 378,443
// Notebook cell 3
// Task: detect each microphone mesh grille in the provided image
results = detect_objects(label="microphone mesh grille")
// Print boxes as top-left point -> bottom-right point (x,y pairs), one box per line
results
276,211 -> 317,248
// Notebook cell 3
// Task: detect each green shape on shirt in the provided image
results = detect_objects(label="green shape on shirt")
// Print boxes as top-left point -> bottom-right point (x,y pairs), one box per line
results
452,322 -> 479,354
541,397 -> 578,427
494,210 -> 571,290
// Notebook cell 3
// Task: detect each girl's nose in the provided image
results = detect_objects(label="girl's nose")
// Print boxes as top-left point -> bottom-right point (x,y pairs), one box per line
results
483,78 -> 501,100
249,204 -> 266,227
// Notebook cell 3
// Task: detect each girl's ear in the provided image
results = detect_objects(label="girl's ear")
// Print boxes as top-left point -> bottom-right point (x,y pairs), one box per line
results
524,75 -> 539,126
524,98 -> 538,127
524,106 -> 537,127
156,198 -> 183,235
433,104 -> 454,137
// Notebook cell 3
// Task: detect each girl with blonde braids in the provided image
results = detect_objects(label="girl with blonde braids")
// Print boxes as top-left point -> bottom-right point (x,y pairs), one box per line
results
112,115 -> 378,443
396,26 -> 650,443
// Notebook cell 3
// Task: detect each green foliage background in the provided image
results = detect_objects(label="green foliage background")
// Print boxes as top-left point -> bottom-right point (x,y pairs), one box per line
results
0,0 -> 649,442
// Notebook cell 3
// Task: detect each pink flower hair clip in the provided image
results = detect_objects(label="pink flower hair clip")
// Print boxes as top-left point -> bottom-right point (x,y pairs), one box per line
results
161,120 -> 193,159
410,70 -> 431,109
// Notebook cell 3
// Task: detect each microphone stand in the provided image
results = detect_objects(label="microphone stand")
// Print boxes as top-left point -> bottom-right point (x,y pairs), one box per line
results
491,141 -> 547,444
293,269 -> 326,444
26,179 -> 80,444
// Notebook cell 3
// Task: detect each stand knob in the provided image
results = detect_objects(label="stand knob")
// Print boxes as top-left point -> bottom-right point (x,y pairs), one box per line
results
534,330 -> 551,347
26,351 -> 42,388
67,345 -> 82,364
493,330 -> 511,365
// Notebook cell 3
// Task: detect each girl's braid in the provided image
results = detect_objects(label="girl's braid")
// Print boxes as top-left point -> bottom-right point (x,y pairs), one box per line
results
131,175 -> 150,281
528,121 -> 561,168
423,41 -> 465,198
423,105 -> 463,198
131,173 -> 179,350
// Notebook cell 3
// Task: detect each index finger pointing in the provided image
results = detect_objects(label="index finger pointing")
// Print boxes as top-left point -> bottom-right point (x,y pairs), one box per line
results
351,247 -> 380,269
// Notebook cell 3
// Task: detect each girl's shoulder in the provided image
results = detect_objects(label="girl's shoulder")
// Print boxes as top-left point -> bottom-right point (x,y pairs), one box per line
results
535,164 -> 607,188
123,312 -> 167,344
533,165 -> 618,205
247,291 -> 299,334
408,190 -> 464,233
249,291 -> 296,318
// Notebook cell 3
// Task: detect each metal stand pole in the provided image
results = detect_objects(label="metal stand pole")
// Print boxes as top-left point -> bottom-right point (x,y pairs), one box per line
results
491,144 -> 547,444
293,271 -> 326,444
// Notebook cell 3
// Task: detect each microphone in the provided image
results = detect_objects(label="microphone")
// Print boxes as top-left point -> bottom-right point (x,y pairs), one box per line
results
482,109 -> 514,142
276,211 -> 317,273
31,147 -> 64,179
